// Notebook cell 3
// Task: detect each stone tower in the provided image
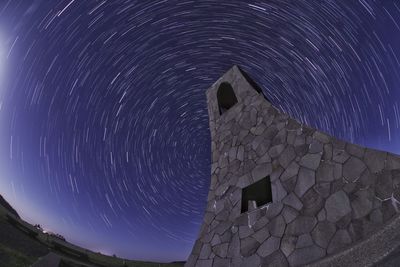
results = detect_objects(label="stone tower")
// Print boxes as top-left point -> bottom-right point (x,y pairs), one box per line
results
185,66 -> 400,267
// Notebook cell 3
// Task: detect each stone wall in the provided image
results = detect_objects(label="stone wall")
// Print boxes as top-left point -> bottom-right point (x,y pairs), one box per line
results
185,65 -> 400,267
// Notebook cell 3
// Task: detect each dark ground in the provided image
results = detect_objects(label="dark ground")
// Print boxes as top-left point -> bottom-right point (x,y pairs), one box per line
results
0,199 -> 184,267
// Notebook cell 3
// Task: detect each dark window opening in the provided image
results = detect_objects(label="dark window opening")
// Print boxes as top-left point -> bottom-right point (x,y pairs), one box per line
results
241,177 -> 272,213
217,82 -> 238,115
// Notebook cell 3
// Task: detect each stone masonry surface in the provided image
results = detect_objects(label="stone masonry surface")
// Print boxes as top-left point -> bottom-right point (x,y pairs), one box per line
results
185,66 -> 400,267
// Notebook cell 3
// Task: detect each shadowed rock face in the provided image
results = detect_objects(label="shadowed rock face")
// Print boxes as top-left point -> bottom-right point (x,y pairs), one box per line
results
0,195 -> 20,218
185,66 -> 400,267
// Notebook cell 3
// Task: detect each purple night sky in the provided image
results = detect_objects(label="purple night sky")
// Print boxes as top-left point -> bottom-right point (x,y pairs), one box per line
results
0,0 -> 399,262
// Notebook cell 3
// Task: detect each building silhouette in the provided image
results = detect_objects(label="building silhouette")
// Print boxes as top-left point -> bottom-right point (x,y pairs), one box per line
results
185,66 -> 400,266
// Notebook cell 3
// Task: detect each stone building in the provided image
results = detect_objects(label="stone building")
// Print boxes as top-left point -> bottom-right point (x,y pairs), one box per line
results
185,65 -> 400,266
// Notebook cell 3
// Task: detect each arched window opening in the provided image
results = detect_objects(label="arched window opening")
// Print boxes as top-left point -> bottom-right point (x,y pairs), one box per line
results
217,82 -> 238,115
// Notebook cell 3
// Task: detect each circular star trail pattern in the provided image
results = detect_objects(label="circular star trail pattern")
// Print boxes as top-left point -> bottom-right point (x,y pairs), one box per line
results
0,0 -> 400,262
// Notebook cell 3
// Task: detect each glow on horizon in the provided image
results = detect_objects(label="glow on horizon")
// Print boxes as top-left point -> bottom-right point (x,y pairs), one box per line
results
0,177 -> 120,258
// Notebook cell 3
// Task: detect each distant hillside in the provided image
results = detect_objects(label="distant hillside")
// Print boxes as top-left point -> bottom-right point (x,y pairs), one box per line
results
0,195 -> 19,218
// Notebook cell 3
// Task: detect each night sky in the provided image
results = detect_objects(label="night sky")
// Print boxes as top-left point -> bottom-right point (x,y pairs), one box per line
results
0,0 -> 399,263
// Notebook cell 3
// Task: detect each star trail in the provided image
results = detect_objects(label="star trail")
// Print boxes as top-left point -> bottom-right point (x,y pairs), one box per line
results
0,0 -> 399,262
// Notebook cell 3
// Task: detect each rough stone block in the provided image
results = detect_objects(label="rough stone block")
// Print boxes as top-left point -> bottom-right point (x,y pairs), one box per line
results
382,199 -> 397,221
325,190 -> 351,222
295,167 -> 316,198
272,179 -> 287,202
287,131 -> 296,145
392,169 -> 400,186
309,140 -> 323,154
386,153 -> 400,170
336,212 -> 352,229
228,146 -> 238,162
220,230 -> 232,243
252,227 -> 270,243
214,199 -> 225,214
346,143 -> 365,158
215,182 -> 229,197
332,148 -> 350,163
265,203 -> 284,219
186,254 -> 198,267
301,188 -> 324,216
287,245 -> 326,266
281,161 -> 300,181
314,182 -> 331,198
327,229 -> 351,254
263,251 -> 290,267
330,179 -> 345,195
316,162 -> 336,182
237,145 -> 245,161
268,215 -> 286,237
238,129 -> 249,141
253,216 -> 269,232
227,233 -> 240,258
212,243 -> 229,258
240,236 -> 260,257
287,119 -> 301,131
363,149 -> 387,173
251,163 -> 272,182
241,254 -> 261,267
279,146 -> 296,168
196,259 -> 213,267
199,243 -> 212,259
343,156 -> 366,182
270,166 -> 284,182
201,231 -> 214,244
237,174 -> 251,188
251,135 -> 264,151
282,175 -> 298,193
248,209 -> 262,227
213,257 -> 230,267
283,193 -> 303,211
311,221 -> 336,248
296,233 -> 314,248
376,170 -> 393,200
269,144 -> 286,158
256,142 -> 271,157
317,208 -> 326,221
351,189 -> 373,219
264,126 -> 279,140
214,221 -> 232,235
286,216 -> 317,236
295,144 -> 309,157
251,123 -> 266,136
282,205 -> 299,224
215,209 -> 230,221
342,182 -> 357,194
323,144 -> 333,160
256,236 -> 280,257
281,235 -> 297,257
273,128 -> 288,145
394,186 -> 400,202
299,153 -> 322,170
369,209 -> 383,224
239,225 -> 254,239
313,131 -> 331,143
256,153 -> 272,166
334,163 -> 343,180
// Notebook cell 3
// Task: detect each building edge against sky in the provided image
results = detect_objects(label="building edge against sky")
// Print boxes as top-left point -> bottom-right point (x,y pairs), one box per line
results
185,65 -> 400,266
